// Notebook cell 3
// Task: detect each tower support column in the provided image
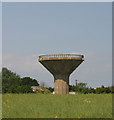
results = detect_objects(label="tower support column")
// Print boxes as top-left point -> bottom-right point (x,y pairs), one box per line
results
54,74 -> 69,94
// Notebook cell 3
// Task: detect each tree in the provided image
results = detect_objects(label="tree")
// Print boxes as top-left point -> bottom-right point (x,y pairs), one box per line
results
2,67 -> 39,93
77,83 -> 87,89
2,67 -> 21,93
21,77 -> 39,86
75,82 -> 87,93
40,82 -> 45,88
95,87 -> 111,94
19,85 -> 33,93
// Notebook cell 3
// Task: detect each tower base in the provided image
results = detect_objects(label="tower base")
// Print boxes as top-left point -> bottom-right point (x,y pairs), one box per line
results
54,75 -> 69,94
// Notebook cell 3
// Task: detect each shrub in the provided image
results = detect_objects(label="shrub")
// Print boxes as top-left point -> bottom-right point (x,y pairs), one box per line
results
36,89 -> 43,94
44,89 -> 51,94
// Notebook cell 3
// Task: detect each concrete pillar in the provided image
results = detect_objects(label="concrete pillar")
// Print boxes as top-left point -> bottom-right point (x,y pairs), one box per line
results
54,74 -> 69,94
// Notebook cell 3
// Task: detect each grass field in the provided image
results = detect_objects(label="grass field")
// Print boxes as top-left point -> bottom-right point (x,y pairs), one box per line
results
2,93 -> 112,118
0,94 -> 2,119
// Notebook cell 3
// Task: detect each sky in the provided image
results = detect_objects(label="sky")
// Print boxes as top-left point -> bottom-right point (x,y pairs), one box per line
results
0,5 -> 1,70
2,2 -> 112,88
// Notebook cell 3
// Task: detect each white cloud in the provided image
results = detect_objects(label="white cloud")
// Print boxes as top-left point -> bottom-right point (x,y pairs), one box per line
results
70,51 -> 112,87
3,54 -> 42,74
2,53 -> 53,86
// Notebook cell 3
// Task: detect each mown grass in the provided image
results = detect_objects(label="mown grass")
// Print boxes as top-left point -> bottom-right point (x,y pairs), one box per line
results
2,93 -> 112,118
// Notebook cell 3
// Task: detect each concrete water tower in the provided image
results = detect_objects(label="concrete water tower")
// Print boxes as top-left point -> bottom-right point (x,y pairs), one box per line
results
39,54 -> 84,94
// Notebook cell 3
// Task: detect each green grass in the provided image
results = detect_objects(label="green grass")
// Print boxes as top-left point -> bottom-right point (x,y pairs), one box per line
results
0,94 -> 2,119
2,93 -> 112,118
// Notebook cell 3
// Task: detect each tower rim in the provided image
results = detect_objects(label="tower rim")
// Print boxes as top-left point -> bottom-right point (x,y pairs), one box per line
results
39,54 -> 84,61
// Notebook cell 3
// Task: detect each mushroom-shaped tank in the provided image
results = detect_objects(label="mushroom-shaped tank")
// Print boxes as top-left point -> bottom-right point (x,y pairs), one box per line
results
39,54 -> 84,94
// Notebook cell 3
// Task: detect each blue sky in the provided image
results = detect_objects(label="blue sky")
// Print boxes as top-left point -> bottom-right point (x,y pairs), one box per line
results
2,2 -> 112,88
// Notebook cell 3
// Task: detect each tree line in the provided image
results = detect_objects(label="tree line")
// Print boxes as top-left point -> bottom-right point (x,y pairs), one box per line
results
1,67 -> 113,94
69,83 -> 114,94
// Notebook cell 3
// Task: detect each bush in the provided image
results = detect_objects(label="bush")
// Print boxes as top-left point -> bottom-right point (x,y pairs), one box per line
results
8,85 -> 33,93
95,87 -> 111,94
36,90 -> 43,94
44,89 -> 51,94
48,87 -> 54,92
104,87 -> 111,93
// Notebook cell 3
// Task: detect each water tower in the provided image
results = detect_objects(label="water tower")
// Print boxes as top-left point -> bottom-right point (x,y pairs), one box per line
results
39,54 -> 84,94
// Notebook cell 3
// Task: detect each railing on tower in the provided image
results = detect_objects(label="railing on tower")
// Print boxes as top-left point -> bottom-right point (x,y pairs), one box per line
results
39,54 -> 84,60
